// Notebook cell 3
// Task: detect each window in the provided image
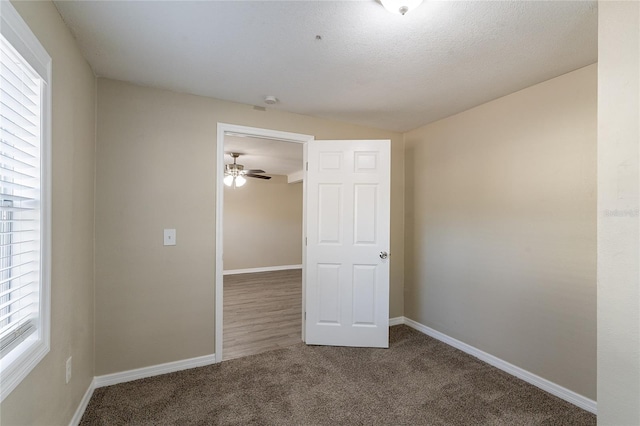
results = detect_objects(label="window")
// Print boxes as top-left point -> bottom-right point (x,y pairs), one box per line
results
0,1 -> 51,402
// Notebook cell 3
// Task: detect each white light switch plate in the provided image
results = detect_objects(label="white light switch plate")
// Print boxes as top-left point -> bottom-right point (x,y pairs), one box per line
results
164,229 -> 176,246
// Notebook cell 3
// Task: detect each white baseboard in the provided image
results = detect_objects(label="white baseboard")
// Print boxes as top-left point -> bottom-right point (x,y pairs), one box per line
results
389,316 -> 405,326
71,355 -> 216,424
94,353 -> 216,388
400,316 -> 597,414
69,378 -> 96,426
223,264 -> 302,276
72,315 -> 596,421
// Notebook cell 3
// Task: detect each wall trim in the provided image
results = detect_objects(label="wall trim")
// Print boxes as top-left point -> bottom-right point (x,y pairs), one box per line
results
287,169 -> 304,183
223,264 -> 302,276
69,378 -> 96,426
400,316 -> 597,414
389,316 -> 405,326
93,353 -> 216,388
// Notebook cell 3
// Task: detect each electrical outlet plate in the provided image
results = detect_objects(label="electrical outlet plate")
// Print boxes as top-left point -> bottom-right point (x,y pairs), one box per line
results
66,356 -> 72,384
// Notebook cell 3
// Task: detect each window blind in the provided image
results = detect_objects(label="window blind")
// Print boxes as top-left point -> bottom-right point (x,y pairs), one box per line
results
0,33 -> 42,357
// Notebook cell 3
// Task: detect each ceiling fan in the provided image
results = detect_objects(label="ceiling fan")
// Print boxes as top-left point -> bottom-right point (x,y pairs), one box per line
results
223,153 -> 271,187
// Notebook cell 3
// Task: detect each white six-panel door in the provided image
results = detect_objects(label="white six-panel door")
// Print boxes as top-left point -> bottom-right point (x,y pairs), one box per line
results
305,140 -> 390,348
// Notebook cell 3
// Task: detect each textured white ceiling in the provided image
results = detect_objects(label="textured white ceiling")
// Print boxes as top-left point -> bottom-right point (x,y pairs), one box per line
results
54,0 -> 597,132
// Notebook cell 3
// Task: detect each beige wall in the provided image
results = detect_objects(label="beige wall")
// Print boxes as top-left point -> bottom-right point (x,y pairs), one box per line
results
0,1 -> 96,425
597,1 -> 640,423
404,65 -> 597,399
95,78 -> 404,374
224,175 -> 302,271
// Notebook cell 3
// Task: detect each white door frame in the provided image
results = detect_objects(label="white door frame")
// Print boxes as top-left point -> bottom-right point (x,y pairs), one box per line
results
215,123 -> 314,362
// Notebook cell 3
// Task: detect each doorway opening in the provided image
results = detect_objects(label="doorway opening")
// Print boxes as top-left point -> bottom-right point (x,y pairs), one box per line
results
215,124 -> 313,361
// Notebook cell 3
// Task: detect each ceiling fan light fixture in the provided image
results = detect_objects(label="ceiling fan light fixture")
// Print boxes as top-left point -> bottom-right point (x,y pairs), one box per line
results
223,153 -> 270,188
380,0 -> 423,15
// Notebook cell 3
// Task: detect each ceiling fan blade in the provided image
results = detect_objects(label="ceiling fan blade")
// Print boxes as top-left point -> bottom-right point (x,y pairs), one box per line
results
243,169 -> 265,174
245,174 -> 271,180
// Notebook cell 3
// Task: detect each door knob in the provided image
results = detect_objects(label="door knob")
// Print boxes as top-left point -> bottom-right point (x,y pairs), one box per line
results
379,251 -> 388,259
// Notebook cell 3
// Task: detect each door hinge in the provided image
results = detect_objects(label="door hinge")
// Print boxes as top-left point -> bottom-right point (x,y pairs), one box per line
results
306,162 -> 308,171
304,312 -> 307,320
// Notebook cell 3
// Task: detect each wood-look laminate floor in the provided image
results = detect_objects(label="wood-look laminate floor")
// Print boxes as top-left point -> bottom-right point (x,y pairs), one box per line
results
223,269 -> 302,361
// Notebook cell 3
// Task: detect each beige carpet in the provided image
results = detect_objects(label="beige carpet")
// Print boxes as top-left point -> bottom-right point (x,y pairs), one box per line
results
81,325 -> 595,425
